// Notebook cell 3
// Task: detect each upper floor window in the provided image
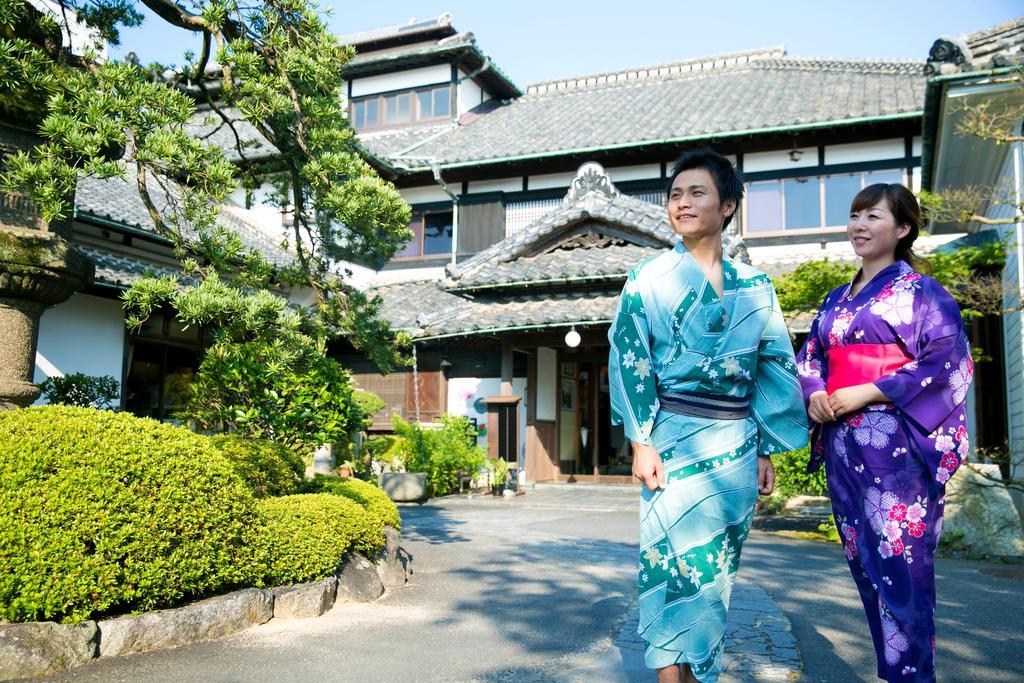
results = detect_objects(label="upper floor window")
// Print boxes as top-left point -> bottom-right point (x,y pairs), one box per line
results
351,84 -> 451,131
394,210 -> 453,259
744,168 -> 905,235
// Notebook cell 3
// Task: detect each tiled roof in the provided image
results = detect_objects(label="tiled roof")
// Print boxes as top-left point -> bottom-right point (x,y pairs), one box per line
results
372,278 -> 618,339
338,14 -> 455,49
965,17 -> 1024,69
377,50 -> 926,170
75,169 -> 293,267
356,124 -> 452,170
187,107 -> 275,162
345,31 -> 522,100
446,162 -> 674,290
925,17 -> 1024,75
76,244 -> 181,289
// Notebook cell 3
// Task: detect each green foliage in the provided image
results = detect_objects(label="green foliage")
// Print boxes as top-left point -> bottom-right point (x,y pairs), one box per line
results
771,447 -> 829,501
302,474 -> 401,539
36,372 -> 119,409
3,0 -> 414,374
254,494 -> 381,585
185,337 -> 363,457
391,415 -> 489,497
773,258 -> 858,312
352,388 -> 385,431
0,406 -> 260,623
818,514 -> 840,542
209,434 -> 304,498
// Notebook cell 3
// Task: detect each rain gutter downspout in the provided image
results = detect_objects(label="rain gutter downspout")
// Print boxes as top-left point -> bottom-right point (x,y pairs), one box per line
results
431,163 -> 460,267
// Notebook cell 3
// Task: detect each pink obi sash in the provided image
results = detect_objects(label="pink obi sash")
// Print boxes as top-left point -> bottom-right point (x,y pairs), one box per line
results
826,343 -> 911,394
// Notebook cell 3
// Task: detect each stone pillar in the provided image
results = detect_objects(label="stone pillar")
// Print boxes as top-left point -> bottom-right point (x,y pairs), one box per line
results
0,297 -> 46,410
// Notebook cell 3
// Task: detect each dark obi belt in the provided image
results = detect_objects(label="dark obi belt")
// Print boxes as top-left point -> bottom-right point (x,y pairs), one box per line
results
659,390 -> 750,420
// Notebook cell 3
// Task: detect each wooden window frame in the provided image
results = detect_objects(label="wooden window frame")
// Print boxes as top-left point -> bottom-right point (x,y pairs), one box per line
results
350,83 -> 452,132
392,208 -> 454,261
741,167 -> 909,238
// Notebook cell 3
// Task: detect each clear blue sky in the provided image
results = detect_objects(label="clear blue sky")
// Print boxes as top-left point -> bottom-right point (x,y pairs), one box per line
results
110,0 -> 1022,85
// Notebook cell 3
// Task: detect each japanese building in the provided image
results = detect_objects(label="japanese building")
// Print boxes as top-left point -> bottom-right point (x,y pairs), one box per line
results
28,12 -> 1024,484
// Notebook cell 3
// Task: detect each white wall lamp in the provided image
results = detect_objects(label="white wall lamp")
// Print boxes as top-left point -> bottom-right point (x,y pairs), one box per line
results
564,325 -> 581,348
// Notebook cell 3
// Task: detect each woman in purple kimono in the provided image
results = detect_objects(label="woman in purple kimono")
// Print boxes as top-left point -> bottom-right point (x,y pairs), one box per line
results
795,183 -> 972,682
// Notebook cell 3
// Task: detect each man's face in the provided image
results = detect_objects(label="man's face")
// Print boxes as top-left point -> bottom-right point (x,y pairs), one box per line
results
667,168 -> 736,238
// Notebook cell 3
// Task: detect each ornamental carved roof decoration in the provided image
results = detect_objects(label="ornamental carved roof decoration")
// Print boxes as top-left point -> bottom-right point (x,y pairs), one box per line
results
442,162 -> 675,292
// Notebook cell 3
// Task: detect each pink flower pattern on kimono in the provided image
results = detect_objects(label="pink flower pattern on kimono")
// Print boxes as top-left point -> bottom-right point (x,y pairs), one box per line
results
841,521 -> 859,560
852,411 -> 899,450
869,276 -> 918,327
828,310 -> 855,348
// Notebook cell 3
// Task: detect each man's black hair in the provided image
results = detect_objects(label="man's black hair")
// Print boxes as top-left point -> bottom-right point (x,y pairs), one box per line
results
666,147 -> 744,230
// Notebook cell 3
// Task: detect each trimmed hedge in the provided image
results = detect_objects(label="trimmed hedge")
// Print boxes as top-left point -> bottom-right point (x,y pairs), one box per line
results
303,475 -> 401,547
0,406 -> 260,623
255,494 -> 382,585
210,434 -> 304,498
772,446 -> 829,500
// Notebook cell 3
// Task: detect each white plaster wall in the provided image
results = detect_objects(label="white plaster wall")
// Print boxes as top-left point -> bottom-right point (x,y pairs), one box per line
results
446,376 -> 527,464
458,74 -> 485,115
401,186 -> 453,205
528,171 -> 577,191
824,139 -> 905,166
467,177 -> 522,194
607,163 -> 661,183
350,65 -> 451,97
743,148 -> 817,173
34,294 -> 125,401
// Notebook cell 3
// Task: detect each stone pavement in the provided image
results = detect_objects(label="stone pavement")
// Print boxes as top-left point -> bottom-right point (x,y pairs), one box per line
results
566,581 -> 800,682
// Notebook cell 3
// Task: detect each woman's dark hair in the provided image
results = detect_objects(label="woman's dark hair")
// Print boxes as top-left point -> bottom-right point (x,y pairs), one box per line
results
850,183 -> 927,272
666,147 -> 744,230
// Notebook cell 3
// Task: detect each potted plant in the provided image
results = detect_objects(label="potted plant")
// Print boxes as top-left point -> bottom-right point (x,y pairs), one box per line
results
337,460 -> 357,478
489,458 -> 510,496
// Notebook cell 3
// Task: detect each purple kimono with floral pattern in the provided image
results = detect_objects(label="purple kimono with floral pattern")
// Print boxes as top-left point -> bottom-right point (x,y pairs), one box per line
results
796,260 -> 972,683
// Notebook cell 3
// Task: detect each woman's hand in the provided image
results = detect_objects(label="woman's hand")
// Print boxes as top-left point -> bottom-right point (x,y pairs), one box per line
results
807,390 -> 835,424
632,442 -> 666,491
827,382 -> 887,418
757,456 -> 775,495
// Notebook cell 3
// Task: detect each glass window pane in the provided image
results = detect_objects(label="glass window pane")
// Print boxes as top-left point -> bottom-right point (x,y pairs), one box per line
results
423,212 -> 453,255
352,101 -> 365,129
386,93 -> 411,124
395,218 -> 423,258
864,169 -> 903,187
364,99 -> 379,127
417,90 -> 432,119
745,181 -> 782,233
783,178 -> 821,229
433,87 -> 450,117
824,174 -> 863,227
125,342 -> 162,419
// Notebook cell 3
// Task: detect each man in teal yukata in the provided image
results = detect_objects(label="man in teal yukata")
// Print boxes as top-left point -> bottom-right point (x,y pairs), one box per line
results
608,147 -> 808,683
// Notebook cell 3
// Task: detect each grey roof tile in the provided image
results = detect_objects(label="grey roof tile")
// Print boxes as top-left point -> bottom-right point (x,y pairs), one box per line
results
76,244 -> 181,289
75,169 -> 293,267
374,51 -> 927,169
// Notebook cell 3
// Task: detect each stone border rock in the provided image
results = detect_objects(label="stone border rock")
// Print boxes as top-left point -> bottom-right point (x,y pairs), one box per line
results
0,526 -> 410,680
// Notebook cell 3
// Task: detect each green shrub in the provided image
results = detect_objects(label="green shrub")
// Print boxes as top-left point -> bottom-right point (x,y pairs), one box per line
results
210,434 -> 305,498
772,446 -> 829,501
303,474 -> 401,537
392,415 -> 489,496
185,338 -> 365,457
255,494 -> 382,585
36,373 -> 119,409
0,406 -> 260,623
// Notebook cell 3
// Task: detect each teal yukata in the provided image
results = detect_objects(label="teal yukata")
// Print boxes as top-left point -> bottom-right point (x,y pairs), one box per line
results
608,241 -> 807,680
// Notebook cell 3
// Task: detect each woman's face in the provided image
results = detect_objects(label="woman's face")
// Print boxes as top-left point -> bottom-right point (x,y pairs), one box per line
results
847,199 -> 910,262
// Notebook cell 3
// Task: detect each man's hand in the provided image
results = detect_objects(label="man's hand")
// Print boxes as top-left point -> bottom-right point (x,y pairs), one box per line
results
632,442 -> 666,491
757,456 -> 775,495
827,382 -> 886,418
807,390 -> 835,424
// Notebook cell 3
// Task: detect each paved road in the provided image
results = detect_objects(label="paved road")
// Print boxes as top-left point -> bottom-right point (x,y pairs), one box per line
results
40,484 -> 1023,682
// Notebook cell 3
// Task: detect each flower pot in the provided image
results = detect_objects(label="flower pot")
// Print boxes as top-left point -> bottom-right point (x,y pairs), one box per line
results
338,465 -> 353,478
